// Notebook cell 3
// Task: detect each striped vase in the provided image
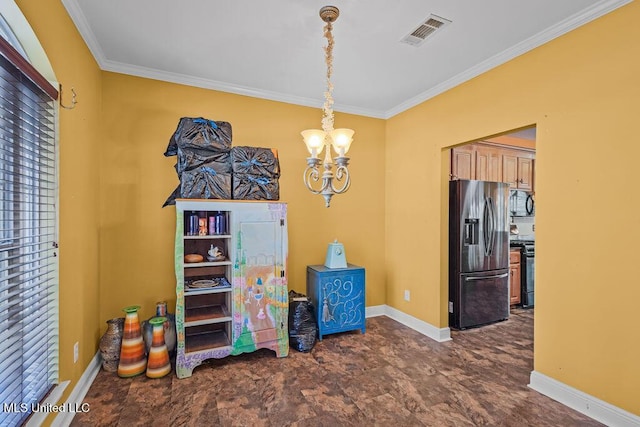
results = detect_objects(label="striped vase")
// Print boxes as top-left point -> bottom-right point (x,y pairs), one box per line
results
117,305 -> 147,378
146,316 -> 171,378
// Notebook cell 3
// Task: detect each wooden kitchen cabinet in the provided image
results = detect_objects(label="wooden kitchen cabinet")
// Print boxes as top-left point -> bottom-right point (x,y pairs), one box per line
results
509,249 -> 521,305
476,144 -> 502,182
451,143 -> 534,191
502,151 -> 534,190
516,157 -> 534,190
451,145 -> 475,180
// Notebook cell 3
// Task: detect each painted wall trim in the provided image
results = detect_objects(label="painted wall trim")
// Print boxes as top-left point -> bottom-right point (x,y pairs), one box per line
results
529,371 -> 640,427
25,380 -> 69,427
366,304 -> 451,342
365,305 -> 386,318
52,352 -> 101,427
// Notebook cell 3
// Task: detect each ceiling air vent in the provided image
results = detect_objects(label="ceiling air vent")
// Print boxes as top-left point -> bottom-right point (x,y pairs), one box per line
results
400,14 -> 451,47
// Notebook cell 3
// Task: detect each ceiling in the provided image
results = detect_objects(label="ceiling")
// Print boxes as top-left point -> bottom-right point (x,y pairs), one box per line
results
61,0 -> 627,119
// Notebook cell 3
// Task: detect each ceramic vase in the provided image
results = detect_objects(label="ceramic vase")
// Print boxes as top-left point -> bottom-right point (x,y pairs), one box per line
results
146,316 -> 171,378
142,301 -> 177,355
99,317 -> 125,372
117,305 -> 147,378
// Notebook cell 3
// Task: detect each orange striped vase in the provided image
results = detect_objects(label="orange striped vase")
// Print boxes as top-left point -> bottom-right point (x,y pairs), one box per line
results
117,305 -> 147,378
146,316 -> 171,378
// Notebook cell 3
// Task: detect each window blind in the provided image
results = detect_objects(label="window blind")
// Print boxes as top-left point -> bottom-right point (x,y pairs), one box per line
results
0,32 -> 58,426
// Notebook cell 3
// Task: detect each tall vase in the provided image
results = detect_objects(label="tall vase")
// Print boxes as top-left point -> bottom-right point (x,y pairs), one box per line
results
142,301 -> 176,356
146,316 -> 171,378
99,317 -> 125,372
117,305 -> 147,378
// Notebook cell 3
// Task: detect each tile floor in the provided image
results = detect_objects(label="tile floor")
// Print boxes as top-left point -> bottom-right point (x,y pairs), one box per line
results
71,309 -> 602,426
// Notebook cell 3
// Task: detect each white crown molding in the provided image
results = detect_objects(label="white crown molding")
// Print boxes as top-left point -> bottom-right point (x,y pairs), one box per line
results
529,371 -> 640,427
98,59 -> 387,119
384,0 -> 632,118
62,0 -> 630,120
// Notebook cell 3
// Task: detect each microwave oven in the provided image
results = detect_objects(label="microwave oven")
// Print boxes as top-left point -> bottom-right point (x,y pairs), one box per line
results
509,190 -> 535,217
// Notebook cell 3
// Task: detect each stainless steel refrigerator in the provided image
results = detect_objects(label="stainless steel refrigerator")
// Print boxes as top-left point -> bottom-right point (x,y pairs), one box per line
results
449,180 -> 510,329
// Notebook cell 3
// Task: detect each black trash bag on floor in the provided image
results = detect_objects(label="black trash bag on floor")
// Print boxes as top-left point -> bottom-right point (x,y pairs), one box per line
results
288,290 -> 317,353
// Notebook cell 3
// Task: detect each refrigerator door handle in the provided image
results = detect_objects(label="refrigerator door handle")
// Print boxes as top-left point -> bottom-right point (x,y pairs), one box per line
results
483,197 -> 490,257
488,197 -> 496,256
465,272 -> 509,281
483,196 -> 496,257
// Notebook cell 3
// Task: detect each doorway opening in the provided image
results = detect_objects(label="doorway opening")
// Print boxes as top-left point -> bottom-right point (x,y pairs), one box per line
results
446,125 -> 536,331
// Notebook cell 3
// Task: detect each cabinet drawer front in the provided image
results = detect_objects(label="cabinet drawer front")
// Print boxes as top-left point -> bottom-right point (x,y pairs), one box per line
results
509,251 -> 521,264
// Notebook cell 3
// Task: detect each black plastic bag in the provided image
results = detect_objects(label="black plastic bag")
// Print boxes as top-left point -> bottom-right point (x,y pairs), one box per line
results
162,185 -> 181,207
288,290 -> 317,353
180,167 -> 232,200
176,148 -> 232,175
164,117 -> 232,156
231,146 -> 280,178
232,173 -> 279,201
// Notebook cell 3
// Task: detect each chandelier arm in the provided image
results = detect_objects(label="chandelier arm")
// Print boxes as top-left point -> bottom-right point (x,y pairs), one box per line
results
329,164 -> 351,194
303,163 -> 333,195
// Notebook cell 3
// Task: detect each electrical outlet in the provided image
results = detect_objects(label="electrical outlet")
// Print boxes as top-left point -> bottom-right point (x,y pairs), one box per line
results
74,342 -> 79,364
404,290 -> 410,301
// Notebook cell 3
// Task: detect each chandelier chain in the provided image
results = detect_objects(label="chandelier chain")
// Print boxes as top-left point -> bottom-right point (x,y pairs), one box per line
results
321,21 -> 335,134
301,6 -> 353,207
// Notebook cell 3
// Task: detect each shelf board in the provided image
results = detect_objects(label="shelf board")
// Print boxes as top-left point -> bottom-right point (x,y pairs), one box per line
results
185,316 -> 232,327
184,286 -> 232,296
184,234 -> 231,240
185,330 -> 231,353
185,304 -> 231,325
184,260 -> 232,268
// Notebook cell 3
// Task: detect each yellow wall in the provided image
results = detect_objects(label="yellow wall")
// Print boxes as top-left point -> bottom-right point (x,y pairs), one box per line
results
98,73 -> 387,323
16,0 -> 103,408
13,0 -> 640,419
386,1 -> 640,416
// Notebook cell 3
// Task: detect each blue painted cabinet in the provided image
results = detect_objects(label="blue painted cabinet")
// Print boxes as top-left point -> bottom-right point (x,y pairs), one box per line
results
306,264 -> 365,340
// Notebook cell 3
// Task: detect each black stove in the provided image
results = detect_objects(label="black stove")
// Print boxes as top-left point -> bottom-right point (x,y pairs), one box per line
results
510,239 -> 534,255
510,239 -> 535,308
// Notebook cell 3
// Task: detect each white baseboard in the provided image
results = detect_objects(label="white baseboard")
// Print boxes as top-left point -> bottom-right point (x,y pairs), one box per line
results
51,351 -> 102,427
365,304 -> 386,318
26,381 -> 69,427
367,304 -> 451,342
529,371 -> 640,427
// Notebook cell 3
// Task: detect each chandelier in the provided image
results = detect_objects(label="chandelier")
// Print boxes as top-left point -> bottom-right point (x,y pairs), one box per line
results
302,5 -> 354,208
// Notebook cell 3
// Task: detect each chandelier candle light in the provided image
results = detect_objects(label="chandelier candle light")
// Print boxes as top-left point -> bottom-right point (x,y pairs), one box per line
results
302,5 -> 354,208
